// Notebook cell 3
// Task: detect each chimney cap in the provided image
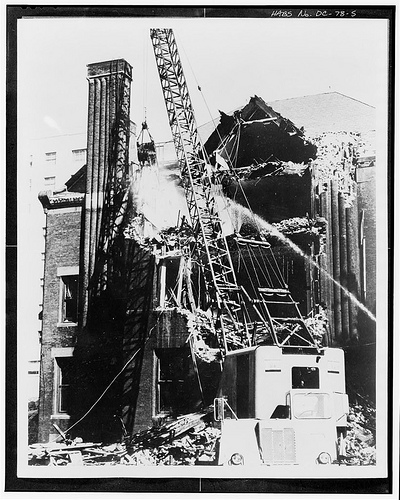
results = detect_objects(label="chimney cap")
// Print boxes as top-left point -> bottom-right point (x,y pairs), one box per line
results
87,59 -> 132,80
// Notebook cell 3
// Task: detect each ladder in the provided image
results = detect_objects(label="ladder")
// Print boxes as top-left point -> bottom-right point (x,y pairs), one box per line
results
257,288 -> 317,348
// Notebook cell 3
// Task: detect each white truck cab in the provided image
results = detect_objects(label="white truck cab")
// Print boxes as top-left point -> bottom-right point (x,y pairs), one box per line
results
215,345 -> 349,466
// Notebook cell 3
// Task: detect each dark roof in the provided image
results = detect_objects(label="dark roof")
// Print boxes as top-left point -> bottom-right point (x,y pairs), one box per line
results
65,164 -> 87,193
204,95 -> 317,166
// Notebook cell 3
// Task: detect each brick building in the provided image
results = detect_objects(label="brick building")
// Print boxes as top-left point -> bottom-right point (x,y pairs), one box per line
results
37,58 -> 376,443
37,189 -> 84,442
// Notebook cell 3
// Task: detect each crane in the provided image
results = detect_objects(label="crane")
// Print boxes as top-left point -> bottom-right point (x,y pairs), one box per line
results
150,28 -> 319,354
149,30 -> 351,468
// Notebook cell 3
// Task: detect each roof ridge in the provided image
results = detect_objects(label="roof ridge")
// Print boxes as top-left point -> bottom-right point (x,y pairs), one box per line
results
332,91 -> 375,109
268,92 -> 375,109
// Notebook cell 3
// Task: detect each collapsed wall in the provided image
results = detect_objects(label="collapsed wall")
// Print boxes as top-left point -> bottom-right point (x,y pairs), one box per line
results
204,96 -> 375,350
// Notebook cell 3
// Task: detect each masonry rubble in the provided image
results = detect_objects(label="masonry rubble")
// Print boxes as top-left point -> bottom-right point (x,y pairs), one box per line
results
29,410 -> 221,466
28,400 -> 375,466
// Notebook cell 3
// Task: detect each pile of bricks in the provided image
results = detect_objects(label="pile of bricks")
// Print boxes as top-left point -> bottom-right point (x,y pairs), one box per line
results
28,409 -> 220,466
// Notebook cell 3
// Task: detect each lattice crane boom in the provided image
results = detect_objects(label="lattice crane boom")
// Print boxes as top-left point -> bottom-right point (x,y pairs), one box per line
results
150,28 -> 320,353
150,28 -> 249,351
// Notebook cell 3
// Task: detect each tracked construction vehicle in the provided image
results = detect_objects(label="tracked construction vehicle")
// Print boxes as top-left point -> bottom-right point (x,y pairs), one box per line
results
150,28 -> 349,466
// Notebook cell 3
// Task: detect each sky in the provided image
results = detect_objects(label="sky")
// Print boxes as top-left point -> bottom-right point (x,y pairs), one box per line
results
18,16 -> 388,145
16,14 -> 389,362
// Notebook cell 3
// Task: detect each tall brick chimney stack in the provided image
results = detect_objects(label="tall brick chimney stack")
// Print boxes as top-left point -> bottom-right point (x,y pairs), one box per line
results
81,59 -> 132,326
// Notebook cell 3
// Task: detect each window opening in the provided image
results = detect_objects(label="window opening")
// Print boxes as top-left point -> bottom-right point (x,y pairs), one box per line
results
72,148 -> 87,164
156,348 -> 194,415
159,256 -> 183,308
292,366 -> 319,389
55,357 -> 74,414
60,275 -> 78,323
45,151 -> 56,166
44,176 -> 56,188
292,393 -> 331,419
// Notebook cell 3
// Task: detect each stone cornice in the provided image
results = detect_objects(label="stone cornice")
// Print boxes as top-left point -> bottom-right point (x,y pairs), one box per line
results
38,191 -> 85,211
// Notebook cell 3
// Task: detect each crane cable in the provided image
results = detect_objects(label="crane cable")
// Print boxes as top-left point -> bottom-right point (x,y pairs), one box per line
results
51,313 -> 163,441
143,32 -> 149,124
178,37 -> 289,317
178,35 -> 262,238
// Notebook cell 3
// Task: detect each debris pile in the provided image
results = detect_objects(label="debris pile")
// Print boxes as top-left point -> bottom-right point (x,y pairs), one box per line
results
271,216 -> 326,238
184,309 -> 221,363
127,414 -> 220,465
343,402 -> 376,465
124,216 -> 194,256
124,213 -> 152,247
28,439 -> 122,466
29,410 -> 220,466
233,160 -> 309,181
304,307 -> 329,345
157,223 -> 194,252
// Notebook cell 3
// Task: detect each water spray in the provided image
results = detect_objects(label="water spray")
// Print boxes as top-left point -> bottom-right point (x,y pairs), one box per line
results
230,201 -> 377,323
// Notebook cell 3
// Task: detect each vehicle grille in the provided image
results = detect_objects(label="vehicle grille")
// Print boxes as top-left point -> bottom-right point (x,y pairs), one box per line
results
259,427 -> 296,464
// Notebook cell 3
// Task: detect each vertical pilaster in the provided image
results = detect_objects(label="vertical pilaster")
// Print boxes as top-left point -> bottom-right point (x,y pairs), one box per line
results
81,59 -> 132,327
331,178 -> 342,344
339,192 -> 350,343
346,196 -> 360,342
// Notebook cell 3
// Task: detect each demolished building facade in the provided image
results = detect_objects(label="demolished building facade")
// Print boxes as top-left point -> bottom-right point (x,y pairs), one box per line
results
37,57 -> 376,447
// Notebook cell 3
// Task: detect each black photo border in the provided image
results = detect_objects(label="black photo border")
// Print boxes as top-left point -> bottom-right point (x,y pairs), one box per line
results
5,4 -> 396,495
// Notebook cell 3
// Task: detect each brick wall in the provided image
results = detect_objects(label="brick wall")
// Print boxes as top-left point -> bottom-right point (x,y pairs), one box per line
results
134,309 -> 190,431
38,204 -> 82,442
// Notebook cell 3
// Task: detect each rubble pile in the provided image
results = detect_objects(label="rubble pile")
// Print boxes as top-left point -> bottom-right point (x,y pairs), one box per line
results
29,410 -> 220,466
124,214 -> 195,258
127,418 -> 221,465
157,223 -> 194,252
343,402 -> 376,465
233,160 -> 309,181
183,309 -> 221,363
28,439 -> 126,466
123,213 -> 152,247
28,401 -> 375,467
271,216 -> 326,238
304,307 -> 329,346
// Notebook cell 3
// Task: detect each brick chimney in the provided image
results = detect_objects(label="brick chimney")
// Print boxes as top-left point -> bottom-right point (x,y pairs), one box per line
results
81,59 -> 132,326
